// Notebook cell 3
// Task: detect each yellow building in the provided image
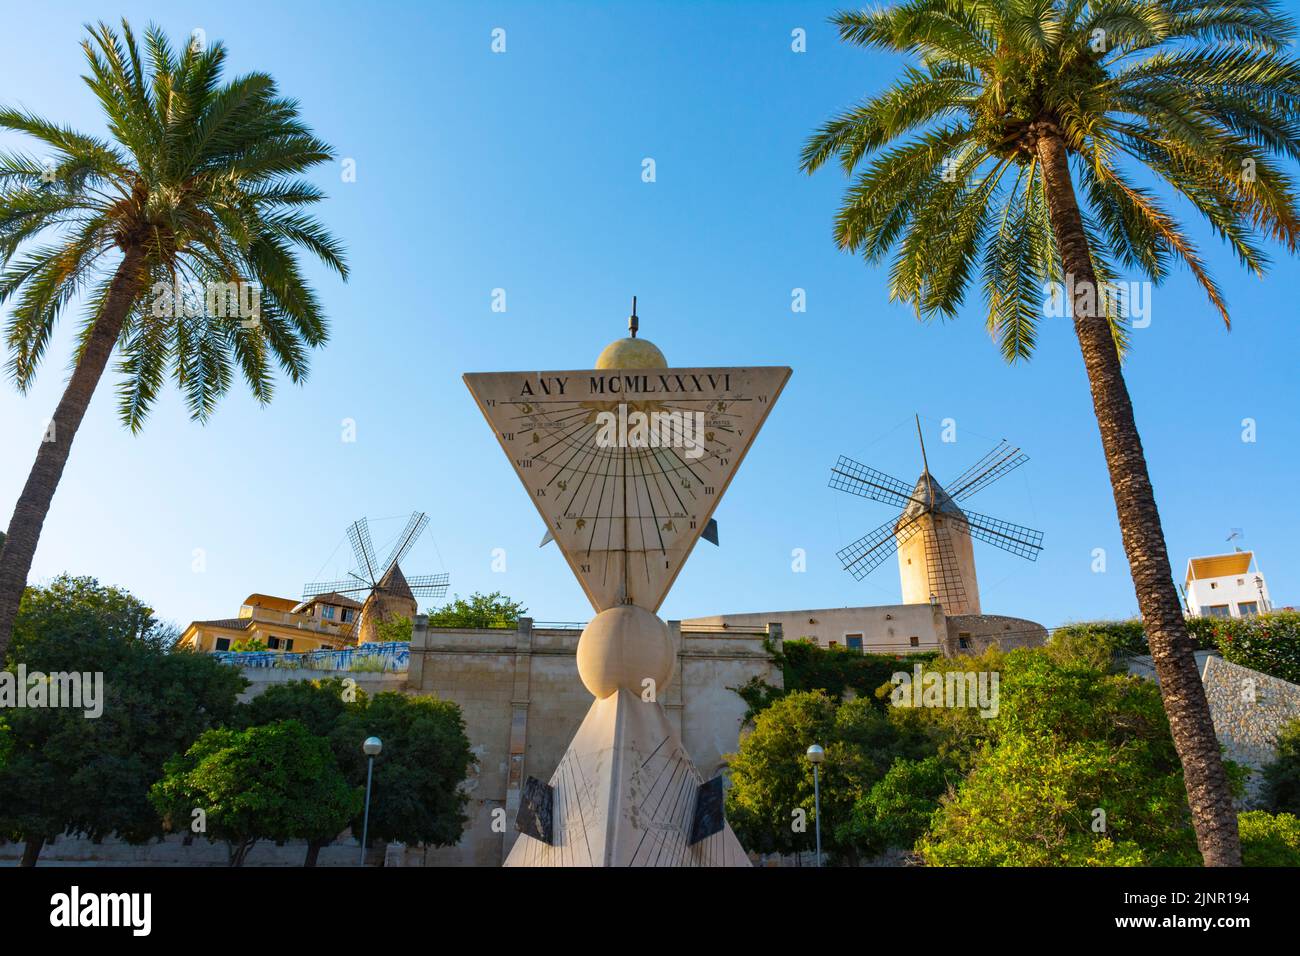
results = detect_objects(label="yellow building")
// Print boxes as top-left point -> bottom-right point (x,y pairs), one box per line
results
178,592 -> 362,653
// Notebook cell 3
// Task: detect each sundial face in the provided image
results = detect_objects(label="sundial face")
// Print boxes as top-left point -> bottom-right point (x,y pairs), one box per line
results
465,366 -> 791,613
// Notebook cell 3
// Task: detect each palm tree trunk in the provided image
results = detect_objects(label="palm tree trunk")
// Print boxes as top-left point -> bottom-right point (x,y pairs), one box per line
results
1034,124 -> 1240,866
0,247 -> 145,661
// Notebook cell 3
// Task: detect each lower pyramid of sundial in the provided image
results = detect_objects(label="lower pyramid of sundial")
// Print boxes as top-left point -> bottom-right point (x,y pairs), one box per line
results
504,690 -> 750,867
465,302 -> 789,867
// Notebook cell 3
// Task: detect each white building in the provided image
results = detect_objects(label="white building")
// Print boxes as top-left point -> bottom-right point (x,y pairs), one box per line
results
1184,551 -> 1272,618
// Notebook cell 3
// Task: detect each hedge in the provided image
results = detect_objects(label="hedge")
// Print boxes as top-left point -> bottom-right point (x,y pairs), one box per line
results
1051,612 -> 1300,685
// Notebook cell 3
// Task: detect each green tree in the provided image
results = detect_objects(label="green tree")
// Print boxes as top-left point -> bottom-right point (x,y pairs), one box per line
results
374,614 -> 413,643
725,690 -> 933,862
835,755 -> 952,858
916,650 -> 1201,865
0,20 -> 349,660
240,679 -> 475,861
0,575 -> 246,864
427,592 -> 527,629
238,676 -> 353,865
333,691 -> 475,852
151,720 -> 360,866
800,0 -> 1300,866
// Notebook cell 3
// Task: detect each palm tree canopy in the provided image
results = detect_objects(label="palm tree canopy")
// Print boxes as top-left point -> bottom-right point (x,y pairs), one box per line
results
802,0 -> 1300,360
0,20 -> 348,429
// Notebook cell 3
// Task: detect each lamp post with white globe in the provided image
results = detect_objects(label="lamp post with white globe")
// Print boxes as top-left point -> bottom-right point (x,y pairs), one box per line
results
807,743 -> 825,867
360,736 -> 382,866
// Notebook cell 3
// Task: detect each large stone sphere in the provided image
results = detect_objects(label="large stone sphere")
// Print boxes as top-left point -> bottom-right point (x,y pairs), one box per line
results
576,605 -> 674,699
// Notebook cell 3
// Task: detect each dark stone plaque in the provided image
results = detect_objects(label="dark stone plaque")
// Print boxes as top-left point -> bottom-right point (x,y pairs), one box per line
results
515,775 -> 554,844
688,776 -> 725,845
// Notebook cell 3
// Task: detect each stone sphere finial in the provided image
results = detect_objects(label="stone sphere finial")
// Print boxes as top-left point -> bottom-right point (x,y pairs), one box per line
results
576,605 -> 674,699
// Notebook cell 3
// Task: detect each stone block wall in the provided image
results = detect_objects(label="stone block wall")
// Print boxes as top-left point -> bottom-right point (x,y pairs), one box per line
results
1200,655 -> 1300,806
404,616 -> 779,865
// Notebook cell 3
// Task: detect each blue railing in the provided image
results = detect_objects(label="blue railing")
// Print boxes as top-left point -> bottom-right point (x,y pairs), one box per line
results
211,641 -> 410,672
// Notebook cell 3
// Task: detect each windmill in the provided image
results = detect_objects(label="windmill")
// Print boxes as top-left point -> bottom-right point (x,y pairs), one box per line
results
829,418 -> 1043,616
302,512 -> 449,644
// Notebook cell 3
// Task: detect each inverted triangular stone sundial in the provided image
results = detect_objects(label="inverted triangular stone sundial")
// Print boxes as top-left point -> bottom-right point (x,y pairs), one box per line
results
464,366 -> 792,612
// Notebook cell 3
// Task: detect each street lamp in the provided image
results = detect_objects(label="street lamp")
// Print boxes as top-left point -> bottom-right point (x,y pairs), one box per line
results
360,736 -> 382,866
806,743 -> 825,868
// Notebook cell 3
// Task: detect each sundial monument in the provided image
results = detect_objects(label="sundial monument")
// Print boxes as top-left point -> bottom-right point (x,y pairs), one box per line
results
464,301 -> 790,866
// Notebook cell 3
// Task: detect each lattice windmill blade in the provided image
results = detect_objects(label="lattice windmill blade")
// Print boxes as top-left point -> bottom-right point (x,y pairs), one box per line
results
406,573 -> 450,599
347,518 -> 380,585
836,513 -> 921,580
946,440 -> 1030,502
382,511 -> 430,576
944,440 -> 1010,495
829,456 -> 923,510
953,507 -> 1044,561
302,578 -> 378,601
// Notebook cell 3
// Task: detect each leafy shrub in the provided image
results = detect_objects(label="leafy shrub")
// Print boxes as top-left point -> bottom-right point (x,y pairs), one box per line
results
732,638 -> 936,722
427,592 -> 526,629
1206,611 -> 1300,684
1238,811 -> 1300,866
1051,620 -> 1150,659
725,690 -> 933,861
1261,719 -> 1300,815
835,755 -> 951,856
916,651 -> 1200,866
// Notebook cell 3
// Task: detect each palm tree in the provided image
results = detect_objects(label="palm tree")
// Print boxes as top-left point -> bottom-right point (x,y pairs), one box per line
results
802,0 -> 1300,866
0,21 -> 348,658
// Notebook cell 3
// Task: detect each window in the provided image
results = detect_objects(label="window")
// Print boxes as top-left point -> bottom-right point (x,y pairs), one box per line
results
958,632 -> 971,649
1238,602 -> 1259,616
846,634 -> 863,651
267,636 -> 281,649
214,637 -> 230,652
909,635 -> 920,647
322,605 -> 336,620
1204,604 -> 1231,618
283,638 -> 294,651
341,608 -> 353,623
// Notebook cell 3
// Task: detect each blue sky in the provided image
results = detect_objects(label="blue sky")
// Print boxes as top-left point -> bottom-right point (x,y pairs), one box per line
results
1,1 -> 1296,632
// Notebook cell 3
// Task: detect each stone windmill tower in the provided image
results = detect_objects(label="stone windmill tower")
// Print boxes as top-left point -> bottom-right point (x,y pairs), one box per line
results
830,418 -> 1044,616
302,512 -> 449,644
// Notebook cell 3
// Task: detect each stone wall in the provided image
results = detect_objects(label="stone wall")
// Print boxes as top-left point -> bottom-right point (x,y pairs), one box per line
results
1200,655 -> 1300,806
682,604 -> 947,654
942,614 -> 1048,657
403,616 -> 780,865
